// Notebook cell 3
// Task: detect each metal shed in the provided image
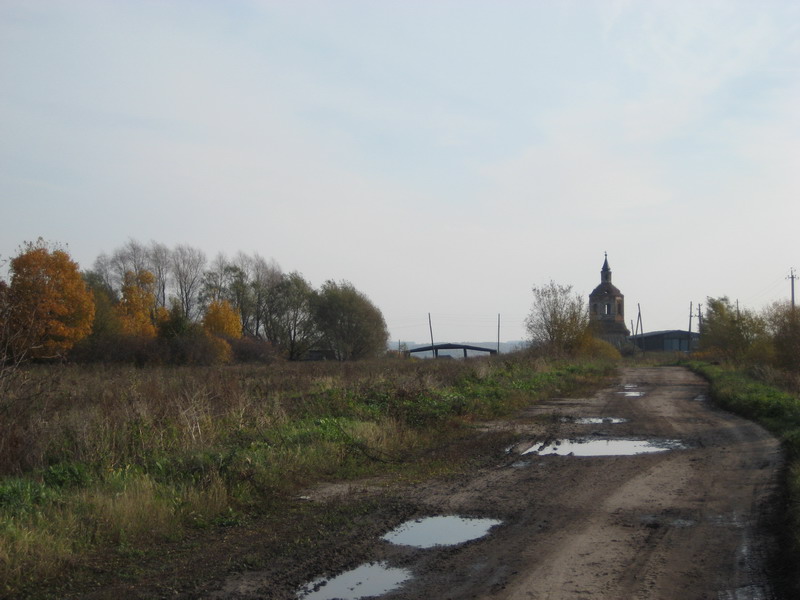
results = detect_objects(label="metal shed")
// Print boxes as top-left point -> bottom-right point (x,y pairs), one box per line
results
629,330 -> 699,352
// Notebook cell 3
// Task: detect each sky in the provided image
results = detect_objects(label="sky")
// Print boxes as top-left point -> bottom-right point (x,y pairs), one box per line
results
2,0 -> 800,345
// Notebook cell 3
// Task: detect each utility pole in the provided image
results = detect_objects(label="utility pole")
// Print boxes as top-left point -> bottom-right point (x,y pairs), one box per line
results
695,303 -> 703,330
789,268 -> 797,309
428,313 -> 435,358
497,313 -> 501,355
636,304 -> 643,336
688,301 -> 693,352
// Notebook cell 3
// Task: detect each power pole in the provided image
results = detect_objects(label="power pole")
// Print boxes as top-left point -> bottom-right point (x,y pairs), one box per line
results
428,313 -> 436,359
636,304 -> 643,336
497,313 -> 501,355
789,268 -> 797,309
688,301 -> 693,352
633,304 -> 644,354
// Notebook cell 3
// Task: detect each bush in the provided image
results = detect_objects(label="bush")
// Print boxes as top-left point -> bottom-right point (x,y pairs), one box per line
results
576,337 -> 622,361
228,336 -> 278,363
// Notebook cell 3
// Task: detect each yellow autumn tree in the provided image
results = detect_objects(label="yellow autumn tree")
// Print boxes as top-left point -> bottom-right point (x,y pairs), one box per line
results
116,270 -> 158,338
3,239 -> 95,360
203,300 -> 242,339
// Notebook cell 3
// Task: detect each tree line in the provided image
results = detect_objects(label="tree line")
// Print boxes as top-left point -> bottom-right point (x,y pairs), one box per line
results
1,238 -> 389,367
697,296 -> 800,372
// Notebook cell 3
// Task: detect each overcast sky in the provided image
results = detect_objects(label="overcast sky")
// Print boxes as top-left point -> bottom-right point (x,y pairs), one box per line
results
2,0 -> 799,344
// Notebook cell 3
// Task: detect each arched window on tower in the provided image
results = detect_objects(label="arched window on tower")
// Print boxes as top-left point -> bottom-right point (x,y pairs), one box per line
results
605,303 -> 611,315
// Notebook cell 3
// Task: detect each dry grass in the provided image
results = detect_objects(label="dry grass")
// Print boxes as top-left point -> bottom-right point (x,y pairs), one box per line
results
0,354 -> 616,595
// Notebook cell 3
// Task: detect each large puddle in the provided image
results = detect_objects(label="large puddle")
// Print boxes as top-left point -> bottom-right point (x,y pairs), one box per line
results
522,438 -> 684,456
296,562 -> 412,600
382,516 -> 502,548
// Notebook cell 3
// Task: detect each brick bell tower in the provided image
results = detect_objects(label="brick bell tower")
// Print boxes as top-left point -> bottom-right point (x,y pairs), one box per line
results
589,253 -> 630,346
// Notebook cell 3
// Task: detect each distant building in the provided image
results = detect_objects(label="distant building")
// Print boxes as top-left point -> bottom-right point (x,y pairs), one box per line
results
630,330 -> 699,352
588,253 -> 630,347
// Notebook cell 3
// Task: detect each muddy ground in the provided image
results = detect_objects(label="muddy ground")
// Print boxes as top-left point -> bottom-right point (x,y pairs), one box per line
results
71,366 -> 783,600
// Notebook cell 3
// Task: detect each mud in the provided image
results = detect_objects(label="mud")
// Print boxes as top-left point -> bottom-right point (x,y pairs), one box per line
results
212,366 -> 782,599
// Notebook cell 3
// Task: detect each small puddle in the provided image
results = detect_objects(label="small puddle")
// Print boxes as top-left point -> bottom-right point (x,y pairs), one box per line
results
641,515 -> 696,529
620,391 -> 645,397
563,417 -> 628,425
382,516 -> 501,548
297,562 -> 412,600
717,584 -> 772,600
522,438 -> 684,457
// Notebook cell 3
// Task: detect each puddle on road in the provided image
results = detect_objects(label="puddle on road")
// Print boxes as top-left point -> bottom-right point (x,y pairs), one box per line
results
522,438 -> 685,457
708,513 -> 749,529
297,562 -> 411,600
717,584 -> 772,600
640,514 -> 696,529
562,416 -> 628,425
382,516 -> 502,548
619,384 -> 645,397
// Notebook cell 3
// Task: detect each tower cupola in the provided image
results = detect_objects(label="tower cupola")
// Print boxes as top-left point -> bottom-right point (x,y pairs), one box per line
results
588,253 -> 630,346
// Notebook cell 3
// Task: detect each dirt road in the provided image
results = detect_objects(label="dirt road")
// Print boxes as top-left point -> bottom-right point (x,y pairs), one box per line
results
214,366 -> 782,600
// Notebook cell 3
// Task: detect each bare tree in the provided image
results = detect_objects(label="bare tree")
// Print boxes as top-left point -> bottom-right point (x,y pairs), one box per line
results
0,279 -> 34,392
525,281 -> 589,357
170,244 -> 207,321
147,241 -> 171,309
228,253 -> 254,335
110,239 -> 150,288
92,252 -> 116,293
201,252 -> 232,306
250,253 -> 282,338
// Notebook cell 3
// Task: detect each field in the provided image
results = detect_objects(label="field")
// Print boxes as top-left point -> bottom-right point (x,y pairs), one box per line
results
0,353 -> 615,598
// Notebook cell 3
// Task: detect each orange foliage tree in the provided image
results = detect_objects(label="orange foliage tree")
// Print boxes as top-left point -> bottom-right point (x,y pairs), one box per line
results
202,300 -> 242,339
115,271 -> 159,338
2,240 -> 95,360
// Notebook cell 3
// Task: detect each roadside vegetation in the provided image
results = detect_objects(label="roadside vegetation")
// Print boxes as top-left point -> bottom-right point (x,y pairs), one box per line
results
686,295 -> 800,596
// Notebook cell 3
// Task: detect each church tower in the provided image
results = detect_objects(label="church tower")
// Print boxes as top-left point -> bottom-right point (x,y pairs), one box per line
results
589,253 -> 630,346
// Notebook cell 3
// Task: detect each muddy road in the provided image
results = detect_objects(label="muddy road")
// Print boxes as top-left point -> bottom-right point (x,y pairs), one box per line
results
213,366 -> 782,600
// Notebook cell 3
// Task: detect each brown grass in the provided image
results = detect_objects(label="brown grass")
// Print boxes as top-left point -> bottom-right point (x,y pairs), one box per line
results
0,354 -> 617,594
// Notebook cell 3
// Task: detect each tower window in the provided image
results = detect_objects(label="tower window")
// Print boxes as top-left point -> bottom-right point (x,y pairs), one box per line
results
605,303 -> 611,315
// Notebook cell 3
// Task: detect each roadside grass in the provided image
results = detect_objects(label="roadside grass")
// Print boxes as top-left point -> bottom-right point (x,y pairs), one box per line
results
689,362 -> 800,595
0,354 -> 616,597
